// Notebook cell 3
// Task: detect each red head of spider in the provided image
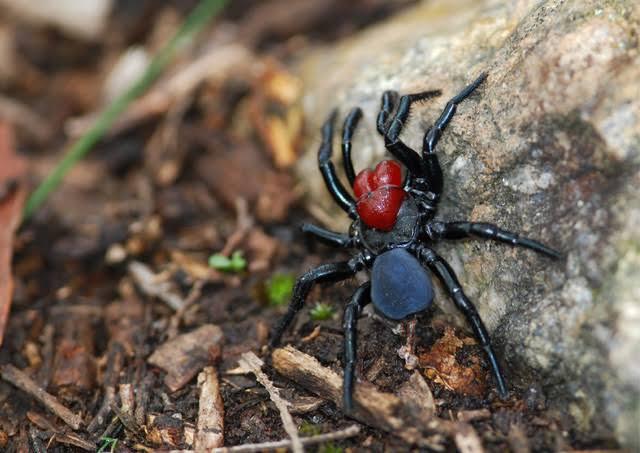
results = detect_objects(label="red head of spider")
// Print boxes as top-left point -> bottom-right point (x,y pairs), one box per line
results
353,160 -> 406,231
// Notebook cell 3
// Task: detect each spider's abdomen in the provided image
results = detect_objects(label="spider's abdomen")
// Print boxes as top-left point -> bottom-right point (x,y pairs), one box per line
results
353,160 -> 406,231
371,248 -> 433,320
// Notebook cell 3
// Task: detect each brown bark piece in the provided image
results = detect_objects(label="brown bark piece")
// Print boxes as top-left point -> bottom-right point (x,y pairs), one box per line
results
397,371 -> 436,418
148,324 -> 224,392
51,311 -> 97,392
0,121 -> 27,347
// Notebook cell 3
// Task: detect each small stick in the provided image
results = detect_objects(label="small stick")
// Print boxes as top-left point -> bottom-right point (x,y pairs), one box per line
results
195,367 -> 225,450
0,364 -> 82,430
209,424 -> 360,452
129,261 -> 185,311
238,352 -> 303,453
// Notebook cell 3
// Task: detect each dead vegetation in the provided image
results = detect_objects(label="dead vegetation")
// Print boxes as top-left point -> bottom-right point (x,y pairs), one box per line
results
0,1 -> 626,451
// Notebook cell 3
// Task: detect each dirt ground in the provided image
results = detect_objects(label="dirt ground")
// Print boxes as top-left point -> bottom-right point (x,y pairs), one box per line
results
0,1 -> 624,451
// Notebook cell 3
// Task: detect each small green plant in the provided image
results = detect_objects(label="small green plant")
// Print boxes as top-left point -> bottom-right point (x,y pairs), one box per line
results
318,443 -> 344,453
97,437 -> 118,453
298,420 -> 322,436
265,273 -> 295,306
208,250 -> 247,273
310,302 -> 335,321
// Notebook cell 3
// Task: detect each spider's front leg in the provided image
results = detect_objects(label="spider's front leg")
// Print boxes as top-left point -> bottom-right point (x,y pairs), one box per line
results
420,72 -> 488,201
342,282 -> 371,414
379,89 -> 442,179
416,246 -> 508,398
427,221 -> 561,259
270,258 -> 361,347
318,111 -> 356,217
341,107 -> 363,186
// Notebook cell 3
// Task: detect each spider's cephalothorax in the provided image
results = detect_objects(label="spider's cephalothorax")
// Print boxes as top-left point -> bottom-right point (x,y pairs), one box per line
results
270,73 -> 561,413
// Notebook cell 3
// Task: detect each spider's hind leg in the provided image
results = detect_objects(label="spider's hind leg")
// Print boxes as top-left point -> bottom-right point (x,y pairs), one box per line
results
343,282 -> 371,414
417,246 -> 508,399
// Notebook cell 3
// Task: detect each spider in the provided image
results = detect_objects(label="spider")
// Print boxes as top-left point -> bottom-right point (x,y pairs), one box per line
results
270,73 -> 561,413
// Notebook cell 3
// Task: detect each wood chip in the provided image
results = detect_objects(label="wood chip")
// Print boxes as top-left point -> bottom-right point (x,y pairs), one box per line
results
0,364 -> 82,430
54,432 -> 95,451
457,408 -> 491,422
272,346 -> 483,450
507,423 -> 531,453
195,367 -> 224,450
238,351 -> 303,453
148,324 -> 224,392
0,121 -> 27,347
397,371 -> 436,417
454,423 -> 485,453
289,395 -> 325,414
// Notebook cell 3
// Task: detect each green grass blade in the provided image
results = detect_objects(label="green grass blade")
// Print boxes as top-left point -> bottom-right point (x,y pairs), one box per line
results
23,0 -> 228,221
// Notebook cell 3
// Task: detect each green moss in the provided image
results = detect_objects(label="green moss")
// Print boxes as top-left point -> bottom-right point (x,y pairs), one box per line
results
298,421 -> 322,436
265,273 -> 296,306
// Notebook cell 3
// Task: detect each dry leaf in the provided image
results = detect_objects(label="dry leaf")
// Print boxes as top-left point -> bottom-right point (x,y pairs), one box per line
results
0,121 -> 27,347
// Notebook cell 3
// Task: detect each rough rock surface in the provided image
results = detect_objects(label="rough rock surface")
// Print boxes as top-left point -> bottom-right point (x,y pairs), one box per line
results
296,0 -> 640,448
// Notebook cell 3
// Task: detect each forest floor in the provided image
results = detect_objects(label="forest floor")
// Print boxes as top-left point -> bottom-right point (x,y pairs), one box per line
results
0,1 -> 623,451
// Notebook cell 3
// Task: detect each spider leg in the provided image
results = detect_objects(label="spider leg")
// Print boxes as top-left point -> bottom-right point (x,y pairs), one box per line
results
343,282 -> 371,414
270,259 -> 360,347
383,90 -> 442,179
421,73 -> 488,199
417,246 -> 508,398
301,223 -> 353,248
376,90 -> 399,136
341,107 -> 363,186
318,110 -> 357,217
428,221 -> 561,259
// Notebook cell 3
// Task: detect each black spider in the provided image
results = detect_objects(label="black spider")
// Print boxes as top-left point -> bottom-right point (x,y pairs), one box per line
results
270,73 -> 561,412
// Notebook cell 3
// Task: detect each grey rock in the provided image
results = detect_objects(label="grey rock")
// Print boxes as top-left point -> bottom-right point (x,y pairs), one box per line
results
296,0 -> 640,448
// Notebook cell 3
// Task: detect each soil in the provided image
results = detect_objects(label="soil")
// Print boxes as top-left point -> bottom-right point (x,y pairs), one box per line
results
0,1 -> 623,451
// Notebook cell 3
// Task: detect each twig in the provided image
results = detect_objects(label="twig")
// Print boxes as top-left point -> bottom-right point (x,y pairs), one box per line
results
22,0 -> 229,220
238,352 -> 303,453
195,367 -> 225,450
0,364 -> 82,429
220,198 -> 253,257
87,342 -> 124,434
210,424 -> 360,452
128,261 -> 185,311
168,279 -> 204,338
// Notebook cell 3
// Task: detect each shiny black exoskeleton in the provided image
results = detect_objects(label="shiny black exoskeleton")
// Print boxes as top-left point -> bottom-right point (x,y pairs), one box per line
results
270,73 -> 561,413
